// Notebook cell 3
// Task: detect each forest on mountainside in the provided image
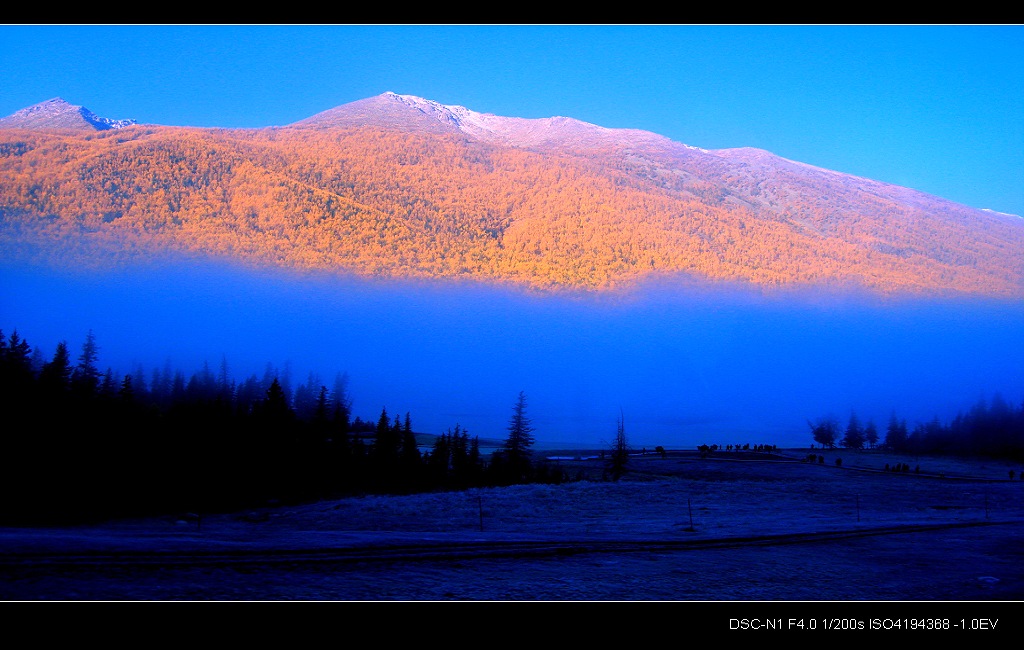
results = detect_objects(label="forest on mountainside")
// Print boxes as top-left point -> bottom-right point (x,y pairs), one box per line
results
0,124 -> 1021,297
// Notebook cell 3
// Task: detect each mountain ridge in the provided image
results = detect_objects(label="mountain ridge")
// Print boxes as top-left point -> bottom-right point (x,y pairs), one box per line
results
2,92 -> 1015,219
0,93 -> 1021,298
294,93 -> 1022,220
0,97 -> 138,131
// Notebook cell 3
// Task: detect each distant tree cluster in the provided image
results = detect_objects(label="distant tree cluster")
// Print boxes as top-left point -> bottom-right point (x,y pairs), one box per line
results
720,443 -> 777,452
0,327 -> 566,525
809,399 -> 1024,460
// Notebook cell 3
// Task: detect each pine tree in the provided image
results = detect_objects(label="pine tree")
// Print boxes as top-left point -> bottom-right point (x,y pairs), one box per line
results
119,374 -> 135,402
39,341 -> 72,394
332,394 -> 350,436
864,420 -> 879,448
399,411 -> 421,476
607,408 -> 630,481
842,411 -> 865,449
499,391 -> 535,483
262,377 -> 293,422
372,407 -> 400,474
216,355 -> 233,403
884,411 -> 909,451
467,435 -> 482,481
313,386 -> 330,425
72,329 -> 101,398
332,372 -> 352,414
99,368 -> 117,399
4,330 -> 33,380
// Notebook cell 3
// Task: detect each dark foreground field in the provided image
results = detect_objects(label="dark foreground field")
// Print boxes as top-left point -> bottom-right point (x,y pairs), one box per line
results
2,448 -> 1024,603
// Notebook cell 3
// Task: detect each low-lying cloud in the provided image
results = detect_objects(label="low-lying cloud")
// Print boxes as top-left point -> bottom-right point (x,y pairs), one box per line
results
3,260 -> 1022,450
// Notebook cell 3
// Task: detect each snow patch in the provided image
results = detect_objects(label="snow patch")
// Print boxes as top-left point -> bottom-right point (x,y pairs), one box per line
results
981,208 -> 1021,219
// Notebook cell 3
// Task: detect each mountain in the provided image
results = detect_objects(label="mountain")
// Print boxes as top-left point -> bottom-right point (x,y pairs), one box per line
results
295,93 -> 1004,225
0,92 -> 1021,298
0,98 -> 137,131
293,91 -> 684,151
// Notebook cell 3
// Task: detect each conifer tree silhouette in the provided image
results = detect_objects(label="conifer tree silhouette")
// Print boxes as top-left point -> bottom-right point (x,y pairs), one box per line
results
497,391 -> 535,484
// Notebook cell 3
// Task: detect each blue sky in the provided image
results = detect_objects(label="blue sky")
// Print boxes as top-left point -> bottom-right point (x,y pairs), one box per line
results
2,24 -> 1023,217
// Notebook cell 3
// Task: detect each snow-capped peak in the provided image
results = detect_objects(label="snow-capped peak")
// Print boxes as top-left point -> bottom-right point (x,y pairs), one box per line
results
0,97 -> 136,131
380,91 -> 680,150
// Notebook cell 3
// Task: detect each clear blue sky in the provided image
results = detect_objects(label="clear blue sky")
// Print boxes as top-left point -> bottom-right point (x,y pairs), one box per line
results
3,24 -> 1022,216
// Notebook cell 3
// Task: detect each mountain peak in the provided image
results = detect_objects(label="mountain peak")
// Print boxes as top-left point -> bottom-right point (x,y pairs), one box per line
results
0,97 -> 137,131
296,92 -> 687,153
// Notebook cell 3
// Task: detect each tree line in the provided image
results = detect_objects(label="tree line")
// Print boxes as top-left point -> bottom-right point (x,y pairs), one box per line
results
808,397 -> 1024,460
0,327 -> 568,525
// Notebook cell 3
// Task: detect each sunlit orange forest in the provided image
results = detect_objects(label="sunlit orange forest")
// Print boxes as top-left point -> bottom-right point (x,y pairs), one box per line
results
0,122 -> 1022,297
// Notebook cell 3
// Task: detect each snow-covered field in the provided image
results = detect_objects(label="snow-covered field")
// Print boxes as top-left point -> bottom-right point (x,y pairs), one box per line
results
2,449 -> 1023,603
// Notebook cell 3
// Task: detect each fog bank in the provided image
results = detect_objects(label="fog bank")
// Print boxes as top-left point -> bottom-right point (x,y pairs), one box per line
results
3,261 -> 1022,449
